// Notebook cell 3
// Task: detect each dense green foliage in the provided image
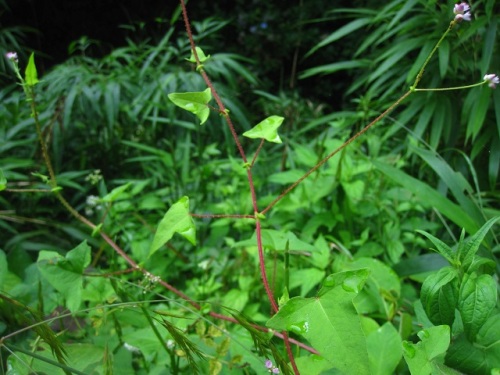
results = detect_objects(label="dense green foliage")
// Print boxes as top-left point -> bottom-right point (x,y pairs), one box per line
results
1,0 -> 499,374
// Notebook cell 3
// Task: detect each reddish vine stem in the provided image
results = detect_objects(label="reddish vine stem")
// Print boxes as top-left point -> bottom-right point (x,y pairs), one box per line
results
179,0 -> 298,372
261,90 -> 413,215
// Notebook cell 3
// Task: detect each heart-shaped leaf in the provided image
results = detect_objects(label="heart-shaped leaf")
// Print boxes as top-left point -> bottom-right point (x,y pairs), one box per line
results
149,196 -> 196,257
243,116 -> 284,143
168,88 -> 212,125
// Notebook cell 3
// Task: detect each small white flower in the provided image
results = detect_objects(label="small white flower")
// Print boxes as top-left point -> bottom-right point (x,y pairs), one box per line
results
484,74 -> 499,89
166,339 -> 175,349
124,342 -> 141,353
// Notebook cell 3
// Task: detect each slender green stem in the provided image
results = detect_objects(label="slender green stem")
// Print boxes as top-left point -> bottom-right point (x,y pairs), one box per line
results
414,81 -> 486,91
411,20 -> 456,89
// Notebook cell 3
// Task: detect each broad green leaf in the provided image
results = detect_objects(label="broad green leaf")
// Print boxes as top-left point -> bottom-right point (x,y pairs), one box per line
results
293,355 -> 336,374
0,169 -> 6,191
458,273 -> 496,341
242,116 -> 283,144
186,47 -> 211,63
447,316 -> 500,375
37,241 -> 91,313
289,268 -> 325,296
367,322 -> 402,375
460,216 -> 500,270
402,325 -> 450,375
100,182 -> 132,202
267,269 -> 371,375
149,196 -> 196,257
420,267 -> 459,326
25,52 -> 39,86
221,289 -> 248,311
168,88 -> 212,125
347,258 -> 400,318
416,230 -> 456,265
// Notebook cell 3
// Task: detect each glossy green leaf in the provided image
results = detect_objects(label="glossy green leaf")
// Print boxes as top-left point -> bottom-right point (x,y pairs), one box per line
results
37,241 -> 91,313
242,116 -> 284,143
402,325 -> 450,375
367,322 -> 402,375
447,314 -> 500,375
458,273 -> 497,341
149,196 -> 196,257
420,267 -> 459,326
267,270 -> 371,374
168,88 -> 212,125
25,52 -> 39,86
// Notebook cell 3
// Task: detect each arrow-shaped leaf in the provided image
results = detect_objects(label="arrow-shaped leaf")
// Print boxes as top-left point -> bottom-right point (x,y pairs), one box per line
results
267,269 -> 371,374
149,196 -> 196,257
243,116 -> 284,143
186,47 -> 211,63
168,88 -> 212,125
37,241 -> 91,313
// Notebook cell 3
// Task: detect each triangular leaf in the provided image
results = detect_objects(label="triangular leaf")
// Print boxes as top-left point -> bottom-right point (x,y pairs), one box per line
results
168,88 -> 212,125
37,241 -> 91,313
267,270 -> 371,374
243,116 -> 284,144
25,52 -> 39,86
186,47 -> 211,63
149,196 -> 196,257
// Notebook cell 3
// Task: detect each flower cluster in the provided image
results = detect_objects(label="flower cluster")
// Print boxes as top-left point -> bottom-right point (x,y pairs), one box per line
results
453,2 -> 471,22
265,359 -> 280,374
484,74 -> 499,89
85,195 -> 103,216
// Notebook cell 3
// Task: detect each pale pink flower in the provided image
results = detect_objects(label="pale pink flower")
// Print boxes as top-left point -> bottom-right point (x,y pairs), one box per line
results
453,2 -> 471,22
5,51 -> 18,63
484,74 -> 499,89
